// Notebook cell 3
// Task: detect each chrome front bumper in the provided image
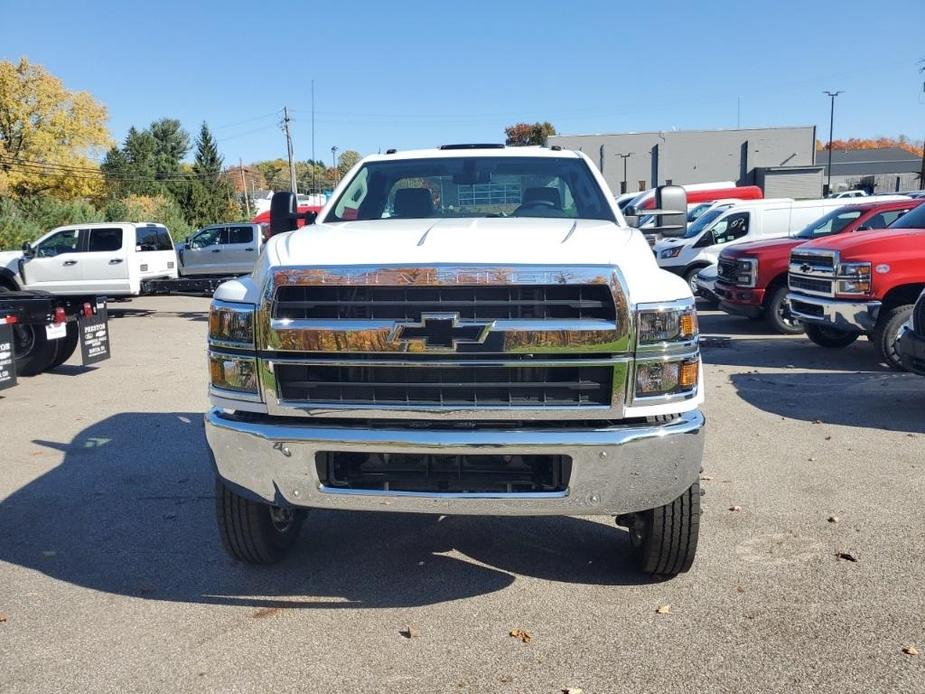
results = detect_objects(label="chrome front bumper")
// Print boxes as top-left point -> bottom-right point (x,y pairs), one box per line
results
205,409 -> 705,516
788,293 -> 881,332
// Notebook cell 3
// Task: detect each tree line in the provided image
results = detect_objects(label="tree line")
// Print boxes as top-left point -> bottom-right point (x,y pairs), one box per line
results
0,58 -> 360,248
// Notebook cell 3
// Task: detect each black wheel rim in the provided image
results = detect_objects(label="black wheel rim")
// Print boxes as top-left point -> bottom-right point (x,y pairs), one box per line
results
268,506 -> 296,534
776,297 -> 800,329
11,324 -> 36,358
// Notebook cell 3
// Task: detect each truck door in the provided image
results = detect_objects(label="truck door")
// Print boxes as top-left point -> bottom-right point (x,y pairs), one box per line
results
80,227 -> 131,294
223,225 -> 258,274
20,228 -> 84,293
182,226 -> 225,275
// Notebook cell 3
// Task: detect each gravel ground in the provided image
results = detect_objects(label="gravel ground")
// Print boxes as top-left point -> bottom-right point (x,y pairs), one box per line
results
0,295 -> 922,694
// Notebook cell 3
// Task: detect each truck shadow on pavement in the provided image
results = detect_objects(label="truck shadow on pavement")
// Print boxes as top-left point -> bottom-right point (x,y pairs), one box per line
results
108,308 -> 208,322
0,412 -> 653,610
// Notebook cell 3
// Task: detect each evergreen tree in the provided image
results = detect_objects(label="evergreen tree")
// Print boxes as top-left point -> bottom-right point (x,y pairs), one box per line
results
188,122 -> 234,226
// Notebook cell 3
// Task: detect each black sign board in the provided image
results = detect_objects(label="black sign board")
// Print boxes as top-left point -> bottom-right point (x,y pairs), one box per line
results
0,322 -> 16,391
79,306 -> 111,365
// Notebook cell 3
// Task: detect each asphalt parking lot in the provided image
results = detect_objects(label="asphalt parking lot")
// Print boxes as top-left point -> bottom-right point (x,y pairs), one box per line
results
0,295 -> 922,694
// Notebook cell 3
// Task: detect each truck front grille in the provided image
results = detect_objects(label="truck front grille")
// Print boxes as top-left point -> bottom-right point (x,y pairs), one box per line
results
717,258 -> 737,283
273,284 -> 615,321
316,451 -> 571,493
789,276 -> 833,295
275,362 -> 614,407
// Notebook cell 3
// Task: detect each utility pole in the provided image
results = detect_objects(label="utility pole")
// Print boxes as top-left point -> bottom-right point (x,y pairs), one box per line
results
282,106 -> 298,194
617,153 -> 632,194
311,80 -> 316,195
331,145 -> 339,187
823,90 -> 843,196
239,158 -> 250,216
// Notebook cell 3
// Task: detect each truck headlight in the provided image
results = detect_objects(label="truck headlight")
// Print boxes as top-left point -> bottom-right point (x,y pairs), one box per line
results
735,258 -> 757,287
636,301 -> 698,346
660,246 -> 683,259
209,301 -> 255,347
836,262 -> 871,296
635,357 -> 699,398
209,353 -> 259,394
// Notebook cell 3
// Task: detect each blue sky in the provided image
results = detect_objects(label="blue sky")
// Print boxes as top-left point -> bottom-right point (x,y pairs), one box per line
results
2,0 -> 923,164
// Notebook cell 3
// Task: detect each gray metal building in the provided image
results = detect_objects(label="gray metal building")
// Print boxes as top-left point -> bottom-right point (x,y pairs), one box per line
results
549,126 -> 818,195
816,147 -> 924,193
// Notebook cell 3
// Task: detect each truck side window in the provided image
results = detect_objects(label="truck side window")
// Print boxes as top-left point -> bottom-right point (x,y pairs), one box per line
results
136,226 -> 174,251
88,228 -> 123,252
35,229 -> 80,257
190,227 -> 223,248
228,226 -> 254,244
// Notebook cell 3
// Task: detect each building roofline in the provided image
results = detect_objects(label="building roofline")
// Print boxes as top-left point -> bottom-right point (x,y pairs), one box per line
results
550,125 -> 816,139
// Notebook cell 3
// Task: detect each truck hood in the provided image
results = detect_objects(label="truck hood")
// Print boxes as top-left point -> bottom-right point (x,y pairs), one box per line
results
266,217 -> 636,266
721,237 -> 800,259
796,227 -> 925,258
0,250 -> 22,272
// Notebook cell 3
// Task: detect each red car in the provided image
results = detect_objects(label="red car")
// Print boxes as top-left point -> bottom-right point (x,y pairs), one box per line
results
714,198 -> 922,334
787,202 -> 925,370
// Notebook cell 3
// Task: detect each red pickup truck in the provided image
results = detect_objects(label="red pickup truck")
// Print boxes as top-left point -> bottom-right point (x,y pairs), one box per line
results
786,201 -> 925,370
714,199 -> 921,334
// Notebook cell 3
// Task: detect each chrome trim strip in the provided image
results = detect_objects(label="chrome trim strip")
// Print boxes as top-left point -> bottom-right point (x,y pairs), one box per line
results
262,355 -> 630,368
269,318 -> 620,332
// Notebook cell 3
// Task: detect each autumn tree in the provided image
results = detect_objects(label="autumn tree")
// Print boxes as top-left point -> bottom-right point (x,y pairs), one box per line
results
504,121 -> 557,146
337,150 -> 362,178
0,58 -> 112,199
817,136 -> 924,157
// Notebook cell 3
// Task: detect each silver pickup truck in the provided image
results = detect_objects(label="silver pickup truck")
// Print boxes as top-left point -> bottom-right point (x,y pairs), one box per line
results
177,223 -> 263,277
205,145 -> 705,577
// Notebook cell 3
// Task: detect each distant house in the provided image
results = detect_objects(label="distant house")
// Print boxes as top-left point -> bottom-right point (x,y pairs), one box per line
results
816,147 -> 923,193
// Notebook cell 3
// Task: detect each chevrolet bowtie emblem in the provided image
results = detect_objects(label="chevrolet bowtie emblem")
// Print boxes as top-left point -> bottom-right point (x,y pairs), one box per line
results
390,313 -> 493,351
800,263 -> 812,273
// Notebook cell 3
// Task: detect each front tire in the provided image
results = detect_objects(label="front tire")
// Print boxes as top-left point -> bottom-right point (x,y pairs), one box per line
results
11,324 -> 59,376
872,304 -> 913,371
683,266 -> 704,295
765,284 -> 804,335
621,482 -> 700,576
215,478 -> 304,564
804,324 -> 859,348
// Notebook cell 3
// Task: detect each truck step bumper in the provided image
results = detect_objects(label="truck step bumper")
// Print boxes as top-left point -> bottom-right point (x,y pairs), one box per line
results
788,294 -> 880,332
205,409 -> 705,517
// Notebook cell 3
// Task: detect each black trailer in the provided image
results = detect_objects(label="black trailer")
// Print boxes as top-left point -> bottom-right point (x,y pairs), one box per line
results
0,289 -> 110,390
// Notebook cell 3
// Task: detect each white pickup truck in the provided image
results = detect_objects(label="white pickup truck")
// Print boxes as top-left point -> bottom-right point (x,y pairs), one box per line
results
0,222 -> 178,296
205,145 -> 706,576
176,222 -> 264,277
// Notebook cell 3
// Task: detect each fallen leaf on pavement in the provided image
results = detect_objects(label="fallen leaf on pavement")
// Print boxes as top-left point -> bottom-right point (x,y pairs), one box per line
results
563,689 -> 584,694
729,505 -> 742,512
902,645 -> 919,656
0,613 -> 7,623
655,604 -> 671,615
509,628 -> 532,643
399,626 -> 421,639
836,551 -> 858,562
828,516 -> 839,524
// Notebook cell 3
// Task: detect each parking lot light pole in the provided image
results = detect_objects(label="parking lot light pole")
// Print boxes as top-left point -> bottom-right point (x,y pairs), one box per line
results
331,145 -> 339,187
823,90 -> 843,196
617,153 -> 632,194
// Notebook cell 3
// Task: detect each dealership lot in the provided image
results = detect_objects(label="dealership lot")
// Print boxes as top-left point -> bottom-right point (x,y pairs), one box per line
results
0,296 -> 922,693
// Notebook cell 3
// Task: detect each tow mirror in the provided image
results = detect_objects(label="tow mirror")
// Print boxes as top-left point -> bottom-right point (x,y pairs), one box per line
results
623,204 -> 640,228
652,185 -> 688,238
270,192 -> 299,236
22,241 -> 35,259
269,192 -> 318,237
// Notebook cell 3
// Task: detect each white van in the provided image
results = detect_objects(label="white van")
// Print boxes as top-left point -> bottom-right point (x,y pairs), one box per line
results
653,198 -> 855,290
0,222 -> 178,296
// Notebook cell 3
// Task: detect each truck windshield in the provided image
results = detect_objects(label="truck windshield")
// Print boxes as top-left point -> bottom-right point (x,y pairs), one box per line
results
325,156 -> 616,223
682,207 -> 726,239
793,208 -> 862,239
888,202 -> 925,229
